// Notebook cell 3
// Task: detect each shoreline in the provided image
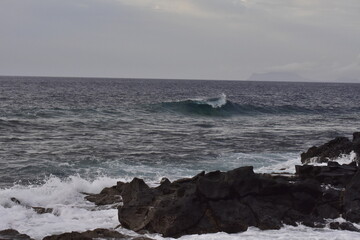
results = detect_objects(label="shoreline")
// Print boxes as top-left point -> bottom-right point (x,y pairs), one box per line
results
2,133 -> 360,239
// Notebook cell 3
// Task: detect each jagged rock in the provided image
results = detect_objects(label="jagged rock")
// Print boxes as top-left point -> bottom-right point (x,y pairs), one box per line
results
301,137 -> 353,164
301,133 -> 360,164
117,166 -> 346,237
42,228 -> 154,240
0,229 -> 34,240
86,133 -> 360,237
84,186 -> 122,206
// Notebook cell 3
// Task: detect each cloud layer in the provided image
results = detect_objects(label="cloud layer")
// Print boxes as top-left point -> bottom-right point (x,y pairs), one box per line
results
0,0 -> 359,81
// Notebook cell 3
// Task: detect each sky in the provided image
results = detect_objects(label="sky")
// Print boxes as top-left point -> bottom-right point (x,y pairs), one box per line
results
1,0 -> 360,82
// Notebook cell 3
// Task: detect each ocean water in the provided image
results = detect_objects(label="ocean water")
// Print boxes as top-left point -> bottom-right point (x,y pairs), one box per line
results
1,76 -> 360,239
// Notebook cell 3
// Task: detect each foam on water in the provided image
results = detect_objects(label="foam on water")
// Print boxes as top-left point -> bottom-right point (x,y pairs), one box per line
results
195,93 -> 227,108
0,176 -> 121,239
162,225 -> 360,240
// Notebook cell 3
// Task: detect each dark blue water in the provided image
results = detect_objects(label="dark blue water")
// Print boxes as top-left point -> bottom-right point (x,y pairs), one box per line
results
1,76 -> 360,187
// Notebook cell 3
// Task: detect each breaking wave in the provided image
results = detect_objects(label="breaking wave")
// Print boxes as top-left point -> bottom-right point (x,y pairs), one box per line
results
155,94 -> 345,117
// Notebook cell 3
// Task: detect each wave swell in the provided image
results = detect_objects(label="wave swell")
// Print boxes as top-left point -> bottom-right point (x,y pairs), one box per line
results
156,94 -> 355,117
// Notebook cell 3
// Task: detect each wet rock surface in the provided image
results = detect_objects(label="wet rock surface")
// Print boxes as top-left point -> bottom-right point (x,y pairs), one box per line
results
115,162 -> 360,237
301,132 -> 360,164
84,185 -> 122,207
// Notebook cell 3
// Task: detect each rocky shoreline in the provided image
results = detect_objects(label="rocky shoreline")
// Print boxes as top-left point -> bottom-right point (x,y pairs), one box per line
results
2,133 -> 360,240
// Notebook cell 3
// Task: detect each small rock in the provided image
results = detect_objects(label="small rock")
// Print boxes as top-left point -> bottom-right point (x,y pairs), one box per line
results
10,197 -> 54,215
32,207 -> 54,214
329,221 -> 360,232
84,186 -> 122,206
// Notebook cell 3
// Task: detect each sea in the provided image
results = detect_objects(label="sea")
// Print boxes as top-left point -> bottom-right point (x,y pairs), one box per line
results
1,76 -> 360,239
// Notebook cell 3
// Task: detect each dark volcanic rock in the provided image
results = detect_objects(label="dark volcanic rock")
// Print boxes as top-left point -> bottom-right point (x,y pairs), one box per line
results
0,229 -> 34,240
301,137 -> 353,164
301,133 -> 360,164
117,166 -> 348,237
95,133 -> 360,237
295,161 -> 358,187
42,228 -> 154,240
84,186 -> 122,206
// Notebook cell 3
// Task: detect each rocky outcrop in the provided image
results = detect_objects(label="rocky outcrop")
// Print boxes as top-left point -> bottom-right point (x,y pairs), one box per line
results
116,163 -> 360,238
301,133 -> 360,164
0,229 -> 34,240
75,133 -> 360,238
42,228 -> 154,240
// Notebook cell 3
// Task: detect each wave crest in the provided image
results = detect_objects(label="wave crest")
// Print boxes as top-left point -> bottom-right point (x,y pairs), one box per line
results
193,93 -> 227,108
154,94 -> 341,117
158,94 -> 237,116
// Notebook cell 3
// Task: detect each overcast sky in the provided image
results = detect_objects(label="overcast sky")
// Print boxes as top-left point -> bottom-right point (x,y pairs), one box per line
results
1,0 -> 360,82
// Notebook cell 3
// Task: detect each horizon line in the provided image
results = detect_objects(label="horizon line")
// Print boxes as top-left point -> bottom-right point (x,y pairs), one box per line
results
0,74 -> 359,84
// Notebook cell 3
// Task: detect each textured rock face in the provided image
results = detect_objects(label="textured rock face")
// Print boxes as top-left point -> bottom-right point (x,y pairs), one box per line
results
84,186 -> 122,206
301,133 -> 360,164
117,164 -> 360,238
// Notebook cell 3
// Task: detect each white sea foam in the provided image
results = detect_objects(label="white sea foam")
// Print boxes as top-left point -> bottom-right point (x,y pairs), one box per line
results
149,225 -> 360,240
203,93 -> 227,108
0,176 -> 121,239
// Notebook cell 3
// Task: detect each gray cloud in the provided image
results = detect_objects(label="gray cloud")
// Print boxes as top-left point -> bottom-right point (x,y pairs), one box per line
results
0,0 -> 359,81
